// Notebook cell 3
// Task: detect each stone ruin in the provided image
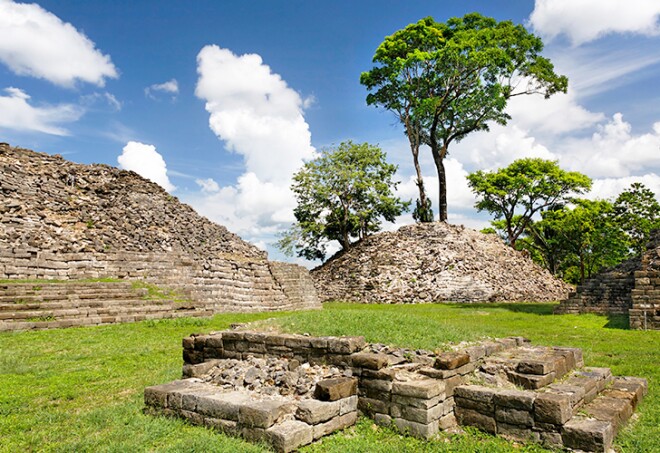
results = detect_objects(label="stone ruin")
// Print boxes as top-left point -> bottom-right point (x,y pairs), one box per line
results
312,223 -> 571,304
145,330 -> 647,452
555,229 -> 660,329
0,144 -> 319,331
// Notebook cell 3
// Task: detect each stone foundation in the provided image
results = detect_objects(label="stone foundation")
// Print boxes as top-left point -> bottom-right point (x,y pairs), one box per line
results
145,330 -> 648,452
555,229 -> 660,330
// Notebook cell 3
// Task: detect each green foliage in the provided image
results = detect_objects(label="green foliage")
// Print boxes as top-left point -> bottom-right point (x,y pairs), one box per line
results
361,13 -> 567,221
412,195 -> 434,223
279,141 -> 409,261
613,182 -> 660,255
522,200 -> 629,284
467,158 -> 591,247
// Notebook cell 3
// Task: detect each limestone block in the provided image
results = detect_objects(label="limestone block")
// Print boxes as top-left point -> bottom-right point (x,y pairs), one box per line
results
239,399 -> 296,429
267,420 -> 314,453
391,393 -> 443,410
516,358 -> 555,375
311,412 -> 358,440
454,407 -> 496,434
351,352 -> 389,370
295,399 -> 340,424
562,418 -> 614,452
203,416 -> 238,434
393,417 -> 439,439
455,395 -> 494,414
196,391 -> 252,421
373,413 -> 392,427
327,336 -> 365,354
392,379 -> 444,399
454,385 -> 495,404
496,422 -> 540,443
358,396 -> 389,415
361,368 -> 396,381
534,393 -> 572,425
507,370 -> 556,389
144,380 -> 194,408
434,352 -> 470,370
438,413 -> 457,430
493,389 -> 535,411
314,377 -> 358,401
495,407 -> 534,427
583,397 -> 633,431
340,395 -> 358,415
360,378 -> 392,392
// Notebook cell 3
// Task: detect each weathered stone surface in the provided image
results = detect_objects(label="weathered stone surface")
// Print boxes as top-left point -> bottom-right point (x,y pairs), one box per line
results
311,412 -> 358,440
391,393 -> 443,410
562,418 -> 614,452
493,389 -> 535,411
314,377 -> 358,401
517,358 -> 555,375
455,407 -> 496,434
196,391 -> 252,421
495,408 -> 533,427
434,352 -> 470,370
496,423 -> 540,442
267,420 -> 314,453
296,399 -> 340,424
392,379 -> 444,399
393,417 -> 439,439
239,399 -> 296,428
311,222 -> 571,304
534,393 -> 572,425
454,385 -> 495,404
351,352 -> 389,370
358,396 -> 389,415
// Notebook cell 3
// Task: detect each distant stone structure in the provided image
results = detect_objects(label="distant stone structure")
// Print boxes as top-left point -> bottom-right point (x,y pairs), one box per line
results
554,230 -> 660,330
312,223 -> 571,303
0,144 -> 319,330
145,329 -> 647,452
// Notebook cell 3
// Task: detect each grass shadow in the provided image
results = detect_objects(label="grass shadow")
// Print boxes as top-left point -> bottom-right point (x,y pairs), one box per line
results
603,314 -> 630,330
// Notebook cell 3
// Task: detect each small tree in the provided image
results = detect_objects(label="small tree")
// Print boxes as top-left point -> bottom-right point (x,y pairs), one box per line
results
279,141 -> 409,261
361,13 -> 568,222
467,158 -> 591,248
613,182 -> 660,255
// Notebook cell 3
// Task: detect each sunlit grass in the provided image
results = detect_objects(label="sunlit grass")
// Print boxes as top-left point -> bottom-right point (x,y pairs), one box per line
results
0,303 -> 657,452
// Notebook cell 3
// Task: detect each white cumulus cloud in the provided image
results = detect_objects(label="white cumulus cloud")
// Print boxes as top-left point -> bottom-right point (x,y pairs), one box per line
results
0,87 -> 82,135
195,45 -> 316,183
118,141 -> 176,192
530,0 -> 660,45
145,79 -> 179,99
0,0 -> 118,87
190,45 -> 316,248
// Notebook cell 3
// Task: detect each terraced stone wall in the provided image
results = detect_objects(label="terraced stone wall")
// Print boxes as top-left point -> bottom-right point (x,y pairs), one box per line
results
0,248 -> 319,313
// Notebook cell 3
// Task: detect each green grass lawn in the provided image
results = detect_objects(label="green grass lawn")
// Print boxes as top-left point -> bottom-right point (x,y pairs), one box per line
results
1,303 -> 658,452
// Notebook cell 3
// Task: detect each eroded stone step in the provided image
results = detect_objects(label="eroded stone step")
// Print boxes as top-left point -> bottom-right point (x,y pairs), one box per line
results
0,309 -> 211,330
0,297 -> 185,313
0,301 -> 203,321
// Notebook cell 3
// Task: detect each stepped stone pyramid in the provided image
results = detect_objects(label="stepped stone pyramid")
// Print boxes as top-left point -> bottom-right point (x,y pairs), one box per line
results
555,229 -> 660,330
0,143 -> 319,331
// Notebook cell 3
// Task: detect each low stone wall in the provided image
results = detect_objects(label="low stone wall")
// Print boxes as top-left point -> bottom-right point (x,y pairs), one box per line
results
0,249 -> 320,314
555,271 -> 635,315
153,330 -> 648,452
145,377 -> 358,453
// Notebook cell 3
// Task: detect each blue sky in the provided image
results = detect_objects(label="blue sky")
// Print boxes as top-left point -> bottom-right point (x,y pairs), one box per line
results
1,0 -> 660,265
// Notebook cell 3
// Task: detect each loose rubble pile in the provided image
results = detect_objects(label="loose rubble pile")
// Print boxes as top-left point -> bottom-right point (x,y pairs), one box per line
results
145,330 -> 648,452
312,222 -> 572,303
187,356 -> 350,398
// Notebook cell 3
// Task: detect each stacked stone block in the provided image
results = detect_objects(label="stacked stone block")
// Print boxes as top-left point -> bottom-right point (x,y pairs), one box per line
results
454,371 -> 647,452
145,377 -> 358,453
555,229 -> 660,329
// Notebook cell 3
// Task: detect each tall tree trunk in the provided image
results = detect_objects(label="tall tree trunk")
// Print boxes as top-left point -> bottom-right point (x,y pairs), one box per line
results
406,125 -> 430,222
435,155 -> 448,222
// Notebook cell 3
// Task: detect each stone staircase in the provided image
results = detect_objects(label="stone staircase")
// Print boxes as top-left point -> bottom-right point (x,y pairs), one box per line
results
455,345 -> 648,452
0,281 -> 212,331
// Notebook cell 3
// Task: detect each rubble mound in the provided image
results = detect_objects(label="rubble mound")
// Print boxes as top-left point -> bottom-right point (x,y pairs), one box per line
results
312,222 -> 571,303
0,143 -> 261,258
